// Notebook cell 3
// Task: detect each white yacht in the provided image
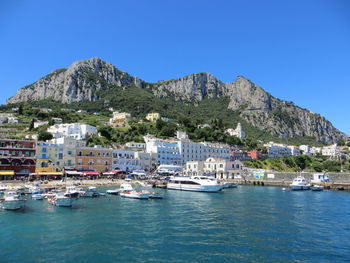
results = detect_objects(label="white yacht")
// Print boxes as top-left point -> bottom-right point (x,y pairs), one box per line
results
47,194 -> 74,207
120,190 -> 149,199
0,191 -> 25,210
107,179 -> 133,195
290,176 -> 311,190
167,176 -> 222,192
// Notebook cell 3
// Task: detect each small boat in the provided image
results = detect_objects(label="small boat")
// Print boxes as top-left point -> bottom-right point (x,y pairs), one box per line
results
32,193 -> 45,200
311,185 -> 324,191
80,187 -> 99,197
220,182 -> 238,189
0,191 -> 25,210
64,186 -> 80,198
149,192 -> 164,199
120,190 -> 149,199
106,189 -> 120,195
48,194 -> 74,207
107,180 -> 134,195
290,176 -> 311,191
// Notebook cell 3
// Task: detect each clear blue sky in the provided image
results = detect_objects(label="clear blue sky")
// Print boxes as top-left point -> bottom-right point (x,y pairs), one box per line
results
1,0 -> 349,135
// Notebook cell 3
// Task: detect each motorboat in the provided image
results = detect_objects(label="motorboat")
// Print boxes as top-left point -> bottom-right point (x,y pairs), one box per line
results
80,186 -> 98,197
120,190 -> 149,199
220,182 -> 238,189
290,176 -> 311,190
106,189 -> 120,195
311,185 -> 324,191
167,176 -> 222,192
64,186 -> 80,198
0,191 -> 25,210
48,194 -> 74,207
0,184 -> 8,191
32,193 -> 45,200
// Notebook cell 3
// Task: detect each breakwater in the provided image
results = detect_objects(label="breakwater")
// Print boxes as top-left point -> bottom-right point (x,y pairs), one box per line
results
231,172 -> 350,190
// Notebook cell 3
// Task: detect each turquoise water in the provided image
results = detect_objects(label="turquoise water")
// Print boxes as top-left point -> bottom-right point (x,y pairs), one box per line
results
1,186 -> 350,263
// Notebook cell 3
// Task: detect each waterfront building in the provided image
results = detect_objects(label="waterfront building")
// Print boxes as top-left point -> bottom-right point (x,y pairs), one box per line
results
144,135 -> 181,165
225,123 -> 246,139
109,111 -> 132,127
76,146 -> 112,173
48,123 -> 97,140
0,139 -> 36,178
146,112 -> 160,122
134,152 -> 158,171
49,137 -> 85,169
112,149 -> 140,172
203,158 -> 243,179
184,161 -> 204,176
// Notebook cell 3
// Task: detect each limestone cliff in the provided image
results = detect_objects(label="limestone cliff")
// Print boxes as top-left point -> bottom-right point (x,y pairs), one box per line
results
6,57 -> 348,143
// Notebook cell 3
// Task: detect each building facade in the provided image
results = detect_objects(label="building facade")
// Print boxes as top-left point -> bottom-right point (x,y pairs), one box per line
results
109,112 -> 132,127
48,123 -> 97,140
0,139 -> 36,177
76,146 -> 112,173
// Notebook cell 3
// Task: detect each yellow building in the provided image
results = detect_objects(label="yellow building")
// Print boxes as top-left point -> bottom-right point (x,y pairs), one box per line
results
146,112 -> 160,122
76,146 -> 112,173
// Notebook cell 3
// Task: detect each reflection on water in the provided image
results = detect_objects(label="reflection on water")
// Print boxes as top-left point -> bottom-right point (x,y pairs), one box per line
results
1,186 -> 350,263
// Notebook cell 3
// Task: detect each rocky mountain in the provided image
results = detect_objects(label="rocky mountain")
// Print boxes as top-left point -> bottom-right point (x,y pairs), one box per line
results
6,57 -> 348,143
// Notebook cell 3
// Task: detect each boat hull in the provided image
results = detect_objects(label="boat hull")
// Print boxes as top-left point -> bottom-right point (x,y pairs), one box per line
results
1,200 -> 24,210
290,185 -> 310,191
167,184 -> 222,192
120,191 -> 149,199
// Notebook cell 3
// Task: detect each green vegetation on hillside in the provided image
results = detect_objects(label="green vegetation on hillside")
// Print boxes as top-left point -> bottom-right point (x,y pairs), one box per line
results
245,155 -> 349,173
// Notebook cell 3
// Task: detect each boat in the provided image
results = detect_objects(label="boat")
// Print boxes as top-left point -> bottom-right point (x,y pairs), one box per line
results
32,193 -> 45,200
167,176 -> 223,192
149,192 -> 164,199
220,182 -> 238,189
47,194 -> 74,207
0,191 -> 25,210
120,190 -> 149,199
311,185 -> 324,191
64,186 -> 80,198
106,189 -> 120,195
290,176 -> 311,190
80,186 -> 99,197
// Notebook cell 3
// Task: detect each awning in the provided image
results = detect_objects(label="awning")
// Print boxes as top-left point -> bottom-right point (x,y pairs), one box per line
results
103,170 -> 121,175
31,172 -> 64,176
65,171 -> 83,176
83,172 -> 100,176
0,171 -> 15,175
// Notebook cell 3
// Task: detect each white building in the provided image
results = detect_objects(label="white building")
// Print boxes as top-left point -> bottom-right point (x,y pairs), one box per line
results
264,142 -> 292,158
124,142 -> 146,151
225,123 -> 246,139
144,135 -> 181,165
184,158 -> 243,179
47,123 -> 97,140
34,120 -> 49,129
299,145 -> 310,155
112,149 -> 140,172
321,144 -> 340,157
287,146 -> 301,156
134,152 -> 158,171
310,146 -> 322,155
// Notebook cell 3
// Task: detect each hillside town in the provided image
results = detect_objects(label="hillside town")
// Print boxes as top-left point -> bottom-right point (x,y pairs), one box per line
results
0,108 -> 348,181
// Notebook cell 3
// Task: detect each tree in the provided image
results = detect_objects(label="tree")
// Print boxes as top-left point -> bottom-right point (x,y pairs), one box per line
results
38,131 -> 53,141
29,118 -> 35,130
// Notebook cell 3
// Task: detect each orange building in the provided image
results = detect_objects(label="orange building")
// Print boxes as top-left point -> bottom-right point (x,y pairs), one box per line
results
246,150 -> 261,160
76,146 -> 112,173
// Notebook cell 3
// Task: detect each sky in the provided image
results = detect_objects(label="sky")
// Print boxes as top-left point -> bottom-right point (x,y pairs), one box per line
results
1,0 -> 349,135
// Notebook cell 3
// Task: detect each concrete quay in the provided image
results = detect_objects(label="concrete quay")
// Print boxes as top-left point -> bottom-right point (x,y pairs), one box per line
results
230,172 -> 350,191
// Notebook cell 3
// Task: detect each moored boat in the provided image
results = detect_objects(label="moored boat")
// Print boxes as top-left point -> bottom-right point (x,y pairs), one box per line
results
32,193 -> 45,200
311,185 -> 324,191
48,194 -> 74,207
0,191 -> 25,210
290,176 -> 310,191
167,176 -> 222,192
120,190 -> 149,199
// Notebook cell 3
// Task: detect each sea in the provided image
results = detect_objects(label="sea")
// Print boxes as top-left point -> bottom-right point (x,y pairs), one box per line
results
1,186 -> 350,263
